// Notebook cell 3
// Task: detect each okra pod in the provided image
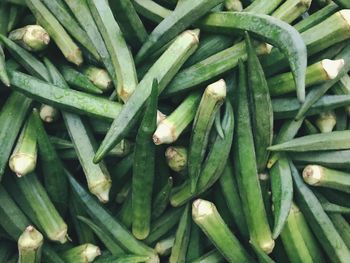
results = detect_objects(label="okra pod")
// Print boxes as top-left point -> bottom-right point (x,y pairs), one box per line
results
61,244 -> 101,263
0,3 -> 10,87
25,0 -> 83,65
9,25 -> 49,52
192,249 -> 225,263
188,79 -> 226,192
9,113 -> 37,177
244,0 -> 282,14
169,204 -> 191,263
315,111 -> 337,133
87,0 -> 138,101
314,191 -> 350,214
250,240 -> 275,263
83,66 -> 113,93
332,74 -> 350,116
304,119 -> 320,135
165,147 -> 187,173
0,45 -> 9,87
155,235 -> 174,256
328,213 -> 350,249
152,177 -> 173,220
39,104 -> 59,123
303,165 -> 350,193
132,80 -> 158,239
153,91 -> 201,145
18,226 -> 43,263
133,0 -> 171,24
271,0 -> 312,24
117,192 -> 132,228
192,199 -> 253,262
94,29 -> 200,162
224,0 -> 243,11
290,161 -> 350,262
334,0 -> 350,8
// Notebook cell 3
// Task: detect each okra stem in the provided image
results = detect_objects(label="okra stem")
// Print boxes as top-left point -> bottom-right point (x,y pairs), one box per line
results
9,25 -> 50,52
61,244 -> 101,263
18,226 -> 43,263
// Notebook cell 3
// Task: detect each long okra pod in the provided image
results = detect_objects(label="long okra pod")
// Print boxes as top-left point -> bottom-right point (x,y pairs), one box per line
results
132,80 -> 158,239
25,0 -> 83,65
188,79 -> 226,192
87,0 -> 138,101
18,226 -> 43,263
192,199 -> 253,262
94,29 -> 200,163
233,61 -> 274,253
9,113 -> 37,177
290,161 -> 350,262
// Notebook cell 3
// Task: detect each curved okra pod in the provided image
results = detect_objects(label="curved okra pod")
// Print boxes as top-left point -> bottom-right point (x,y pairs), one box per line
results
132,80 -> 158,240
233,61 -> 274,253
18,226 -> 43,263
188,79 -> 226,192
25,0 -> 83,65
270,155 -> 293,239
192,199 -> 253,263
9,113 -> 37,177
153,91 -> 201,145
290,161 -> 350,262
61,244 -> 101,263
303,165 -> 350,193
94,29 -> 200,163
87,0 -> 138,101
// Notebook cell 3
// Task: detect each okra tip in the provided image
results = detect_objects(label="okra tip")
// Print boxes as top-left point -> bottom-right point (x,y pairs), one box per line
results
315,111 -> 336,133
156,110 -> 167,125
322,59 -> 345,79
300,0 -> 312,9
339,10 -> 350,25
302,165 -> 322,186
84,244 -> 101,262
18,225 -> 43,249
39,105 -> 59,123
153,120 -> 175,145
192,199 -> 214,220
9,153 -> 36,177
206,79 -> 227,99
66,48 -> 84,66
89,179 -> 112,203
186,28 -> 200,45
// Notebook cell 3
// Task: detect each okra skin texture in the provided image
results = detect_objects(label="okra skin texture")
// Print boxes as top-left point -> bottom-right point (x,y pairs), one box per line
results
303,165 -> 350,193
270,155 -> 293,239
192,249 -> 225,263
0,92 -> 32,180
18,226 -> 43,263
152,177 -> 173,220
87,0 -> 138,101
245,32 -> 273,172
169,204 -> 191,263
329,213 -> 350,249
170,101 -> 234,207
0,45 -> 9,87
94,29 -> 200,163
233,61 -> 274,253
188,79 -> 226,192
132,80 -> 158,240
25,0 -> 83,65
290,161 -> 350,262
243,0 -> 282,14
192,199 -> 253,263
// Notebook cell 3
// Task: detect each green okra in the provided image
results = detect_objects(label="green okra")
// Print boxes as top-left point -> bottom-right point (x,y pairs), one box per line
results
268,59 -> 345,97
219,162 -> 249,239
155,235 -> 174,256
270,155 -> 293,239
250,240 -> 275,263
332,74 -> 350,116
188,79 -> 226,192
271,0 -> 312,24
9,113 -> 37,177
243,0 -> 282,14
94,29 -> 200,163
25,0 -> 83,65
0,45 -> 9,87
9,25 -> 50,52
186,223 -> 203,262
61,244 -> 101,263
132,0 -> 172,24
132,80 -> 158,240
192,199 -> 253,262
233,61 -> 274,253
246,32 -> 273,172
315,111 -> 337,133
87,0 -> 138,101
4,172 -> 68,243
82,66 -> 113,93
170,102 -> 234,207
108,0 -> 148,49
192,249 -> 225,263
78,216 -> 124,255
0,92 -> 32,180
41,244 -> 65,263
290,161 -> 350,262
152,177 -> 173,220
67,173 -> 159,262
135,0 -> 222,64
269,130 -> 350,152
224,0 -> 243,11
63,0 -> 116,85
333,0 -> 350,8
304,119 -> 320,135
328,213 -> 350,249
117,192 -> 132,228
153,91 -> 201,145
303,165 -> 350,193
41,0 -> 100,60
8,5 -> 25,32
165,146 -> 188,173
272,95 -> 350,120
18,226 -> 43,263
59,65 -> 103,95
0,3 -> 10,88
39,104 -> 59,123
169,204 -> 191,263
314,191 -> 350,214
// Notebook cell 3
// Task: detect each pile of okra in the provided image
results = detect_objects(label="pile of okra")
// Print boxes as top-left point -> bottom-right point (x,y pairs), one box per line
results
0,0 -> 350,262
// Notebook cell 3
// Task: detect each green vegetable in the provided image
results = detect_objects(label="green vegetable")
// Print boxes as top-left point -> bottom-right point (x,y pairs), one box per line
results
83,66 -> 113,93
192,249 -> 224,263
315,111 -> 337,133
39,104 -> 59,123
18,226 -> 43,263
61,244 -> 101,263
152,177 -> 173,220
328,213 -> 350,249
132,0 -> 171,24
155,235 -> 174,256
9,25 -> 50,52
271,0 -> 312,23
165,146 -> 188,173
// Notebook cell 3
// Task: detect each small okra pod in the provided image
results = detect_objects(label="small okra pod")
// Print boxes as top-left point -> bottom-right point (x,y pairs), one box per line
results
9,25 -> 50,52
192,199 -> 253,263
61,244 -> 101,263
18,226 -> 43,263
39,104 -> 59,123
188,79 -> 226,192
9,113 -> 37,177
165,146 -> 187,173
82,66 -> 113,93
153,91 -> 201,145
155,235 -> 175,256
303,165 -> 350,194
315,111 -> 337,133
